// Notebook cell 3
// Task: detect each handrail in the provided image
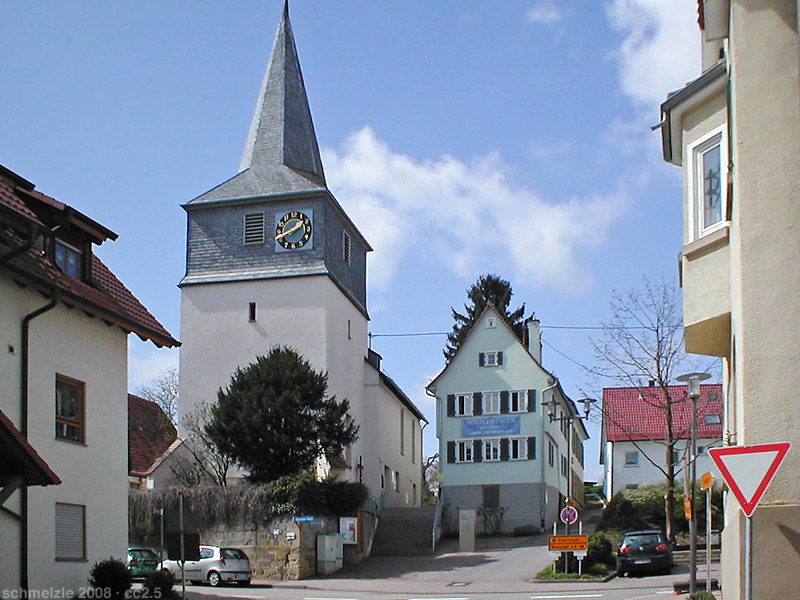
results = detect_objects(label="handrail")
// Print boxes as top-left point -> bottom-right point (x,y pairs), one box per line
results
432,489 -> 445,553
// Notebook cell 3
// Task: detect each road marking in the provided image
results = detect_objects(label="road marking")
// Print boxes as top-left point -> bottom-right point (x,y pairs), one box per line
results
531,595 -> 603,599
409,598 -> 469,600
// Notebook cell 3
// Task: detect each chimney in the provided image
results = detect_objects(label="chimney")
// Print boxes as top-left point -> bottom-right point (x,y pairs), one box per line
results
526,318 -> 542,363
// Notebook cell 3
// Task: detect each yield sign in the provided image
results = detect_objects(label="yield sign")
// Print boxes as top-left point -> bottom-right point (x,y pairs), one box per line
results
709,443 -> 791,517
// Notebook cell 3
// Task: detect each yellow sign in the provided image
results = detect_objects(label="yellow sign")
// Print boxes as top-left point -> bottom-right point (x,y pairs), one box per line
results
683,497 -> 692,520
701,471 -> 714,490
548,535 -> 589,552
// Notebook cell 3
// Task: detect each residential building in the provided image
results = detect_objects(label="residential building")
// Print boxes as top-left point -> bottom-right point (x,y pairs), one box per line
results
0,164 -> 178,592
177,3 -> 425,504
659,1 -> 800,597
600,383 -> 723,499
128,394 -> 177,489
427,304 -> 588,534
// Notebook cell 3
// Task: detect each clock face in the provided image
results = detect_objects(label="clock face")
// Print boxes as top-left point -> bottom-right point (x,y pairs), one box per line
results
274,211 -> 313,250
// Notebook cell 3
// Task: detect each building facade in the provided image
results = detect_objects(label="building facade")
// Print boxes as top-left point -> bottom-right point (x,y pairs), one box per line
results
659,2 -> 800,597
601,384 -> 723,499
0,165 -> 177,593
427,305 -> 587,534
178,4 -> 424,504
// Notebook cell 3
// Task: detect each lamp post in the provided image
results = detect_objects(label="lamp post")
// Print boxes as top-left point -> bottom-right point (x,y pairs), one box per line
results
676,372 -> 710,596
541,394 -> 595,573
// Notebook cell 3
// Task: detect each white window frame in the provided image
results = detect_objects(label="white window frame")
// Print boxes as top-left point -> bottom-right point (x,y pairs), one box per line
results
687,125 -> 728,241
483,391 -> 501,415
455,393 -> 473,417
483,438 -> 501,462
456,440 -> 474,463
484,351 -> 498,367
485,317 -> 496,328
510,390 -> 527,413
510,437 -> 527,461
625,450 -> 639,467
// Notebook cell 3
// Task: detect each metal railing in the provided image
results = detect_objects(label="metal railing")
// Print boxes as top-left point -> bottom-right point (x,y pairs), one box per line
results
432,489 -> 445,553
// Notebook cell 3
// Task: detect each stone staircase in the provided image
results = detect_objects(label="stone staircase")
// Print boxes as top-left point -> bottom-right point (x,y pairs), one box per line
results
673,548 -> 721,565
370,507 -> 437,556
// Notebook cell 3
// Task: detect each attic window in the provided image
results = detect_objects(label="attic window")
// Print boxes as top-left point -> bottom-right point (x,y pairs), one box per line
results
243,212 -> 265,245
54,240 -> 82,279
343,232 -> 351,264
486,317 -> 496,328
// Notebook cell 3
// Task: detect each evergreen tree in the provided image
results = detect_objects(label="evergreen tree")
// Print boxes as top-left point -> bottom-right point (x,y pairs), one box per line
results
205,347 -> 359,483
444,274 -> 526,362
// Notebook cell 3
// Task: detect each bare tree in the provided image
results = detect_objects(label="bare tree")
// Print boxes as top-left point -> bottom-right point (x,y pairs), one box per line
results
421,454 -> 440,506
588,276 -> 712,542
136,367 -> 179,426
169,400 -> 234,487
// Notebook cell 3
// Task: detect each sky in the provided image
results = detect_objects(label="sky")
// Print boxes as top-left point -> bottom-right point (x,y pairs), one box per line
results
1,0 -> 703,482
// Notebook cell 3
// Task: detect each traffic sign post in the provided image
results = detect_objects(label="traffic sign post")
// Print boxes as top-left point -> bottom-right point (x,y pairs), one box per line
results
709,442 -> 791,600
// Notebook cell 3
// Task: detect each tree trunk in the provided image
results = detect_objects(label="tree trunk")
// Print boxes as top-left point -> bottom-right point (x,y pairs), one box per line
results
665,442 -> 676,543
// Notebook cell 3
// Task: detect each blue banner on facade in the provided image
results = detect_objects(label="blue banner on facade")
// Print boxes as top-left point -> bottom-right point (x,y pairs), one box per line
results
461,416 -> 521,437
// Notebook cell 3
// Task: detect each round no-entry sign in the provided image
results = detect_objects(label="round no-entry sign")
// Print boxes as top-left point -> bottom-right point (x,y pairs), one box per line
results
560,506 -> 579,525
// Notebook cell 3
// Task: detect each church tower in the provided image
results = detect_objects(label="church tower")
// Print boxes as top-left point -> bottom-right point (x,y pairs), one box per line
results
178,3 -> 373,482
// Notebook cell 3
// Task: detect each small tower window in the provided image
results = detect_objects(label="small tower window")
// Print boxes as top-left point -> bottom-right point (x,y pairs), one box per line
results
248,302 -> 256,322
342,231 -> 351,264
243,213 -> 265,245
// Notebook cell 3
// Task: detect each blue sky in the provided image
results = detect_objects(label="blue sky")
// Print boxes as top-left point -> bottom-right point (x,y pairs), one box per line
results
1,1 -> 702,481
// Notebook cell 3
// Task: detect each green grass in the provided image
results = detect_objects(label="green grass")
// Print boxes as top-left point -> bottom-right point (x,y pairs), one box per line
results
534,564 -> 614,580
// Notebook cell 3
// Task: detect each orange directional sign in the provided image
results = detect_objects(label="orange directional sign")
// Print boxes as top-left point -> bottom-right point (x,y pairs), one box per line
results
701,471 -> 714,491
548,535 -> 588,552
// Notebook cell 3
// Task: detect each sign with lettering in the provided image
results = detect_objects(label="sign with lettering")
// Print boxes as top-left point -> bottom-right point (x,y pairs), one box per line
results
461,416 -> 521,437
548,535 -> 589,552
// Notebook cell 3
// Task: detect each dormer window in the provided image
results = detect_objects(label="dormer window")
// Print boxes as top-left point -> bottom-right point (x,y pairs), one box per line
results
54,240 -> 82,279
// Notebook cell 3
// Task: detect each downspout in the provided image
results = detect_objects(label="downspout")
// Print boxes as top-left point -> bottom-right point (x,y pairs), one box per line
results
540,380 -> 558,529
20,289 -> 59,593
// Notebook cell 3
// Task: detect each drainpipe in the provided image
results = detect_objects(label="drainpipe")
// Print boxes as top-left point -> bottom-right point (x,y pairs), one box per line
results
20,289 -> 59,592
540,380 -> 559,529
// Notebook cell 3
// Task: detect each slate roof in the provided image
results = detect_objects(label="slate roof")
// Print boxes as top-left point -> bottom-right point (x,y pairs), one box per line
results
0,407 -> 61,488
602,384 -> 723,442
0,166 -> 179,348
189,2 -> 326,205
128,394 -> 177,477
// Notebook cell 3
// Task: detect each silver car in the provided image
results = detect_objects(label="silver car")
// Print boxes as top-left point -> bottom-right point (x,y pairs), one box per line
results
161,545 -> 251,587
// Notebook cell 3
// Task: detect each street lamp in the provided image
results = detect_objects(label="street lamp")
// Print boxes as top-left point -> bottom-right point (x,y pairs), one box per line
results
676,372 -> 711,596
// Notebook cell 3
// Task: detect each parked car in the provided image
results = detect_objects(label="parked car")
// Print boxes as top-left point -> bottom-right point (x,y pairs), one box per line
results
126,547 -> 160,579
616,530 -> 672,576
160,545 -> 251,587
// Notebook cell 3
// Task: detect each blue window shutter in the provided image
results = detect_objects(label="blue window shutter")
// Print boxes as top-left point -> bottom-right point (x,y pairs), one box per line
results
447,395 -> 455,417
473,439 -> 482,462
447,441 -> 455,463
478,352 -> 485,367
528,389 -> 537,412
500,438 -> 509,461
528,436 -> 536,460
497,351 -> 503,366
500,391 -> 509,414
473,392 -> 483,416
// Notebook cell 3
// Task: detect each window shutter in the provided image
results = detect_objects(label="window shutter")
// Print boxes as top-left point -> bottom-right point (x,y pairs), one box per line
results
447,395 -> 455,417
500,391 -> 509,414
528,436 -> 537,460
528,389 -> 537,412
500,438 -> 509,461
473,392 -> 483,416
478,352 -> 485,367
55,503 -> 85,560
497,351 -> 503,366
243,213 -> 265,244
447,441 -> 455,463
473,439 -> 482,462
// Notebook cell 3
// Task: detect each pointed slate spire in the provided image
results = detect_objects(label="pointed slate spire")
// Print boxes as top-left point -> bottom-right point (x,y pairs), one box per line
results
240,0 -> 325,182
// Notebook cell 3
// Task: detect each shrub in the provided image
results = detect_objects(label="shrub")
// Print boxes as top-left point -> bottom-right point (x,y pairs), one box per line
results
587,533 -> 615,568
144,570 -> 175,597
88,557 -> 132,598
596,496 -> 649,532
689,592 -> 716,600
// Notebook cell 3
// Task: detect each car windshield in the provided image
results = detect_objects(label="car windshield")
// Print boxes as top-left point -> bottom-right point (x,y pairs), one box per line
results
624,534 -> 662,546
222,548 -> 247,560
129,549 -> 158,558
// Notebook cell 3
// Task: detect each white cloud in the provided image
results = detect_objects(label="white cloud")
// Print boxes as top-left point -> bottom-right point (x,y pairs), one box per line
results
323,127 -> 628,296
527,1 -> 562,25
128,341 -> 178,393
605,0 -> 702,108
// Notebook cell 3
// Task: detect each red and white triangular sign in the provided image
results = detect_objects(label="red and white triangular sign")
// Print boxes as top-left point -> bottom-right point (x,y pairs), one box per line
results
709,443 -> 791,517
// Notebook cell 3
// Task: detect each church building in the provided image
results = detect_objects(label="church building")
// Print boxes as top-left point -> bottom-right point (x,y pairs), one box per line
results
178,3 -> 425,506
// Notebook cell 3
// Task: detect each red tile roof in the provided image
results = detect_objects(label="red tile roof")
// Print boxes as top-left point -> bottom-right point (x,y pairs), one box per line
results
128,394 -> 177,477
603,384 -> 723,442
0,408 -> 61,487
0,179 -> 42,225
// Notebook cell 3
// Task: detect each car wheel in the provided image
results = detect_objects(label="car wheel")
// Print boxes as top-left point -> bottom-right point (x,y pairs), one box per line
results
208,571 -> 221,587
